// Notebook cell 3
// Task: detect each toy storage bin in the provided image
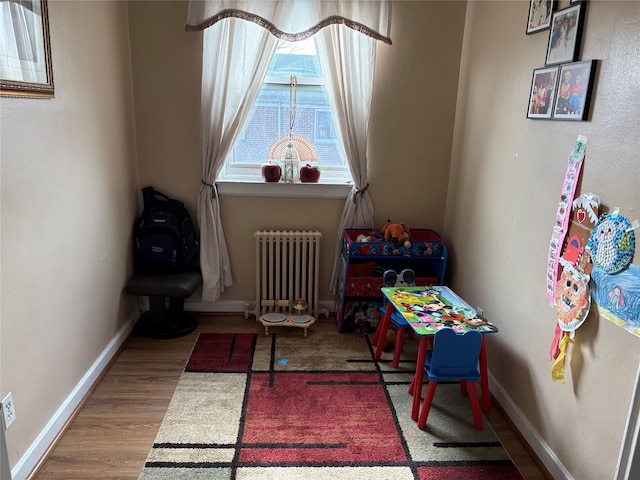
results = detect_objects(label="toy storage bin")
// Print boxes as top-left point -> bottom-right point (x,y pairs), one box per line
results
380,241 -> 411,256
344,275 -> 439,297
344,229 -> 381,256
335,237 -> 448,333
410,229 -> 442,256
345,228 -> 442,257
345,276 -> 382,296
339,299 -> 385,333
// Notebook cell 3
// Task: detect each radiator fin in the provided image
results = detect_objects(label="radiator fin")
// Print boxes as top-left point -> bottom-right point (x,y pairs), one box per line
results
254,230 -> 322,317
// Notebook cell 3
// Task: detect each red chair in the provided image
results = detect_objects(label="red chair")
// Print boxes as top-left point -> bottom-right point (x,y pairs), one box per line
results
417,327 -> 483,430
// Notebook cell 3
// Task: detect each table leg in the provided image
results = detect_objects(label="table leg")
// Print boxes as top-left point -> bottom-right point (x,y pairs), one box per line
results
480,336 -> 490,413
374,306 -> 393,360
411,336 -> 429,421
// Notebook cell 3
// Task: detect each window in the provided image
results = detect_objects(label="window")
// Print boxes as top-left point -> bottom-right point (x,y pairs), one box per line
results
218,38 -> 352,184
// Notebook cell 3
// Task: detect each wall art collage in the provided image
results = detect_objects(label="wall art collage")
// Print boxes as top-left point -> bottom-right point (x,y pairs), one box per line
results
526,1 -> 596,121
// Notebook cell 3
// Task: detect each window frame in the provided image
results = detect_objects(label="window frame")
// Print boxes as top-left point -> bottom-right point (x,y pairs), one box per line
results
216,40 -> 353,187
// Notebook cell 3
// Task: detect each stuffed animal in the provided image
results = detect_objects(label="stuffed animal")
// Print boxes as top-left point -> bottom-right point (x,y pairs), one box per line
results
356,234 -> 373,242
381,220 -> 411,248
383,326 -> 398,353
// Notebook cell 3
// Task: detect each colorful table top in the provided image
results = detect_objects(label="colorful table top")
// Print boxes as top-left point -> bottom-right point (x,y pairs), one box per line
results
381,285 -> 498,336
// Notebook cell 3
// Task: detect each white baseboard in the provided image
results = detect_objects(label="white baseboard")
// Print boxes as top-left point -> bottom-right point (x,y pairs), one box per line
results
488,371 -> 573,480
11,313 -> 138,480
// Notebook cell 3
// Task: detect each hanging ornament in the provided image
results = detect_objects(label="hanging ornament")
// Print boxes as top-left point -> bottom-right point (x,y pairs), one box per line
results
545,135 -> 587,303
266,77 -> 318,182
281,75 -> 300,183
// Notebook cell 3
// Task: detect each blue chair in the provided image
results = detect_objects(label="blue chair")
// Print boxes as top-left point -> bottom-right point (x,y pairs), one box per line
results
373,269 -> 415,368
417,327 -> 484,430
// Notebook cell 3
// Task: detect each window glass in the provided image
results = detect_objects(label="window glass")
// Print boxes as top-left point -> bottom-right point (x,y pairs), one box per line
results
220,38 -> 351,183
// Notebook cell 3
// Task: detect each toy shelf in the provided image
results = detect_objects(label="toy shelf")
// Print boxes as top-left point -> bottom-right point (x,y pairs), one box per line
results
335,231 -> 448,333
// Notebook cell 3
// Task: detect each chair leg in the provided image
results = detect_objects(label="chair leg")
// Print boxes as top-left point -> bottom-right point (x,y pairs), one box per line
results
372,316 -> 384,346
392,327 -> 405,368
374,308 -> 392,360
467,382 -> 484,430
460,379 -> 468,396
418,381 -> 438,429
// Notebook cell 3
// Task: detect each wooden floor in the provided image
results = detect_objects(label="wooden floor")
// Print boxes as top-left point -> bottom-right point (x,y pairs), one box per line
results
31,314 -> 551,480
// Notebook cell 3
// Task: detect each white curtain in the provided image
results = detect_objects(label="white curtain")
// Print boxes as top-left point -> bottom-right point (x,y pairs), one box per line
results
198,19 -> 279,301
189,0 -> 390,301
315,26 -> 377,294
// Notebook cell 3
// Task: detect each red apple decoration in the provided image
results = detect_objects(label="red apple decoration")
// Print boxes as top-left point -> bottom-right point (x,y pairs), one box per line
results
300,164 -> 321,183
261,161 -> 281,182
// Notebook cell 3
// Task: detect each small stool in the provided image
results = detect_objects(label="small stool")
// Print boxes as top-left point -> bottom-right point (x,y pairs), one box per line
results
125,270 -> 202,338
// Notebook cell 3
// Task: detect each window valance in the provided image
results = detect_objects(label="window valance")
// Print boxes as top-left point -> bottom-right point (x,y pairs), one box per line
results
185,0 -> 392,44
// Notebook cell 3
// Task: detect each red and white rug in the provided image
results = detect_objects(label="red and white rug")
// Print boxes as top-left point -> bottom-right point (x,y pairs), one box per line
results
138,329 -> 522,480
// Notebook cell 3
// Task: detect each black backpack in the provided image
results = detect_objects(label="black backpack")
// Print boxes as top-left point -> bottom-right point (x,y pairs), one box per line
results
133,186 -> 199,274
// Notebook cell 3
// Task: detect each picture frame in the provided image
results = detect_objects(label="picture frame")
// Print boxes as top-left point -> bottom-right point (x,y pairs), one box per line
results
0,0 -> 54,98
526,0 -> 557,35
527,66 -> 559,119
552,60 -> 596,121
545,2 -> 586,66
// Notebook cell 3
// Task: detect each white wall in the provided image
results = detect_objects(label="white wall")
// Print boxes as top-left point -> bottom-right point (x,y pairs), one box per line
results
3,1 -> 638,479
446,1 -> 640,479
0,1 -> 139,476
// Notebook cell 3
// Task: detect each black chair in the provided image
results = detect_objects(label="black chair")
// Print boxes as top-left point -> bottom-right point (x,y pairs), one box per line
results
125,270 -> 202,338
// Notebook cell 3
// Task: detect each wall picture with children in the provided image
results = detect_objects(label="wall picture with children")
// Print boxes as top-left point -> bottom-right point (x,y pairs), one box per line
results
552,60 -> 596,121
527,66 -> 559,119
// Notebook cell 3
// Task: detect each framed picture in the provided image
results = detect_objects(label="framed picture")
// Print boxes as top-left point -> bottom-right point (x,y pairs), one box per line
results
545,2 -> 586,65
527,66 -> 559,119
526,0 -> 557,35
552,60 -> 596,121
0,0 -> 54,98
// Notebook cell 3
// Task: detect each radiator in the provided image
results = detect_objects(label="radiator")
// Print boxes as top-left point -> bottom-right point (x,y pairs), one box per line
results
254,230 -> 322,318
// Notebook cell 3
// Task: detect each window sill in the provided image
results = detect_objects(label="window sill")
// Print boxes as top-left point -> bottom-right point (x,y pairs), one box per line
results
216,181 -> 353,199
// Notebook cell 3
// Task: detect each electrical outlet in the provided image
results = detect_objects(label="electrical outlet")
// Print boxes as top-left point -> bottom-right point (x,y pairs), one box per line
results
1,392 -> 16,430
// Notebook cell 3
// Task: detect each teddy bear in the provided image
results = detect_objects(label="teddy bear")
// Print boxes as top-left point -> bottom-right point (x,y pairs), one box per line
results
380,220 -> 411,248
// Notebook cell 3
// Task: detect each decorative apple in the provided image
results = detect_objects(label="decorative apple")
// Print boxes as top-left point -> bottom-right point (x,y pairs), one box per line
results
300,164 -> 321,183
261,161 -> 281,182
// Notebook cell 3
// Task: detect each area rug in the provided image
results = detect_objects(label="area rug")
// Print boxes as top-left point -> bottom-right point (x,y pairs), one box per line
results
138,327 -> 523,480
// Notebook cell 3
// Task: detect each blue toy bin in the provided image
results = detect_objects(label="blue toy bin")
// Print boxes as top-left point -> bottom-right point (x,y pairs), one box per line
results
344,229 -> 381,256
410,229 -> 442,256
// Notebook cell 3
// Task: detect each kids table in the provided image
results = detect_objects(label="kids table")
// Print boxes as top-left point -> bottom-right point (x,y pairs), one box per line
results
378,285 -> 499,421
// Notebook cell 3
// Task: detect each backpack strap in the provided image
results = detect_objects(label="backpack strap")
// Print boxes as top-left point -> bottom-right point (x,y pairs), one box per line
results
142,186 -> 184,210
